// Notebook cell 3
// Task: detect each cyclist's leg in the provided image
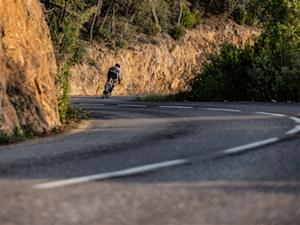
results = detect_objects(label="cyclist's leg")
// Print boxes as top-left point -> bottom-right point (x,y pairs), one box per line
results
110,79 -> 116,92
103,75 -> 111,94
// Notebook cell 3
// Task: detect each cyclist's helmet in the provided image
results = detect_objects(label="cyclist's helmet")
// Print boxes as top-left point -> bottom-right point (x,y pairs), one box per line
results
115,63 -> 121,68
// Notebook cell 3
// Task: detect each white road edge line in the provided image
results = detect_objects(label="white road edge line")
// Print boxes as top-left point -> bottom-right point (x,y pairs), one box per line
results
160,106 -> 194,109
255,112 -> 286,117
118,104 -> 147,108
223,138 -> 279,154
32,159 -> 187,190
206,108 -> 241,113
286,126 -> 300,135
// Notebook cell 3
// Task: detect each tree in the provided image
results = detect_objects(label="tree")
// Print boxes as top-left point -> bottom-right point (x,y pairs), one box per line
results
90,0 -> 103,40
150,0 -> 162,33
177,0 -> 184,27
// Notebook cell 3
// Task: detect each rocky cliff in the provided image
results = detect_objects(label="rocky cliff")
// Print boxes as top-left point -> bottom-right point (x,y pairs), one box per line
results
71,17 -> 260,96
0,0 -> 60,135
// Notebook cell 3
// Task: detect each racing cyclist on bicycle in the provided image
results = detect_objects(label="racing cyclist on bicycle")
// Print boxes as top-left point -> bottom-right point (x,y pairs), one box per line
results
103,63 -> 121,96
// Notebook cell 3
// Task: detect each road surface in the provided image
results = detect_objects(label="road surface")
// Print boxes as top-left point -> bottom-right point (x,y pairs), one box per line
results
0,96 -> 299,225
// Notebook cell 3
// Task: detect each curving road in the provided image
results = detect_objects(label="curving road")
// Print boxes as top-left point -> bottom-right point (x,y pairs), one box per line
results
0,96 -> 300,225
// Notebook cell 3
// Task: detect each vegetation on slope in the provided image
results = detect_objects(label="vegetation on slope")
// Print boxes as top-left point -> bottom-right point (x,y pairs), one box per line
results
188,0 -> 300,102
42,0 -> 96,122
41,0 -> 299,115
41,0 -> 265,121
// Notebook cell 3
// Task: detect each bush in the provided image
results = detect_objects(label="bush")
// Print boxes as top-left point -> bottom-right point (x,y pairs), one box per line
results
0,132 -> 10,144
95,24 -> 113,41
171,25 -> 186,40
190,43 -> 254,101
189,22 -> 300,102
132,0 -> 169,35
149,23 -> 162,35
73,41 -> 87,64
181,6 -> 203,29
0,127 -> 33,145
191,0 -> 264,25
65,105 -> 89,124
186,0 -> 300,102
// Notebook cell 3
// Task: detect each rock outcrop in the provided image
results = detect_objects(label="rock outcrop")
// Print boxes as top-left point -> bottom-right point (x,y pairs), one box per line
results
71,17 -> 260,96
0,0 -> 60,134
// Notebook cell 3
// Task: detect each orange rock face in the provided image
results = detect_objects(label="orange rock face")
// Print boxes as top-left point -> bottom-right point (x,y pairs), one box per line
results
0,0 -> 60,134
70,17 -> 260,96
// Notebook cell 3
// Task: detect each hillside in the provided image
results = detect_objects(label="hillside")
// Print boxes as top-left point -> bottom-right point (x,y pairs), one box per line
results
70,16 -> 259,96
0,0 -> 298,139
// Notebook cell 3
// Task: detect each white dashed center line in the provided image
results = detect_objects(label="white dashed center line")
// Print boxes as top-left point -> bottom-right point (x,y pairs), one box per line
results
118,104 -> 147,108
160,106 -> 194,109
206,108 -> 241,113
255,112 -> 286,117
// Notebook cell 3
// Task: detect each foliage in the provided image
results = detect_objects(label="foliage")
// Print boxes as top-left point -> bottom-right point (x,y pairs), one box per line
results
189,43 -> 253,101
0,127 -> 34,145
188,0 -> 300,102
65,104 -> 89,123
171,25 -> 186,40
86,0 -> 204,42
73,41 -> 87,64
43,0 -> 263,49
42,0 -> 96,123
260,0 -> 300,25
181,5 -> 202,29
191,0 -> 265,26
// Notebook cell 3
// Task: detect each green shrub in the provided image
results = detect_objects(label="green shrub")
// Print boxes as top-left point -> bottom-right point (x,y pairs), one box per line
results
0,127 -> 33,145
186,0 -> 300,102
73,41 -> 87,64
191,0 -> 264,25
114,38 -> 127,49
0,132 -> 10,144
190,43 -> 254,101
171,25 -> 186,40
65,104 -> 89,123
232,8 -> 247,25
181,6 -> 202,29
149,23 -> 162,35
188,25 -> 300,102
95,24 -> 112,41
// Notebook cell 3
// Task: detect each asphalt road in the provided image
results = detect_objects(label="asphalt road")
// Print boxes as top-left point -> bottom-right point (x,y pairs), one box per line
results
0,96 -> 299,225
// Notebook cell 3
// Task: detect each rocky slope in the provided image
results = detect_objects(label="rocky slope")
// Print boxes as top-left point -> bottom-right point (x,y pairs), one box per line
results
0,0 -> 60,135
71,17 -> 260,96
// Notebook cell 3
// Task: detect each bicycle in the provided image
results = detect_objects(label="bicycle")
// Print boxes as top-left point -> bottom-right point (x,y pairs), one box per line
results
102,78 -> 115,99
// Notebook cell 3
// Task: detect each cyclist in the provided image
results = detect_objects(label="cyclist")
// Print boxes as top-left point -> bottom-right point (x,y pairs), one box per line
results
103,63 -> 121,96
